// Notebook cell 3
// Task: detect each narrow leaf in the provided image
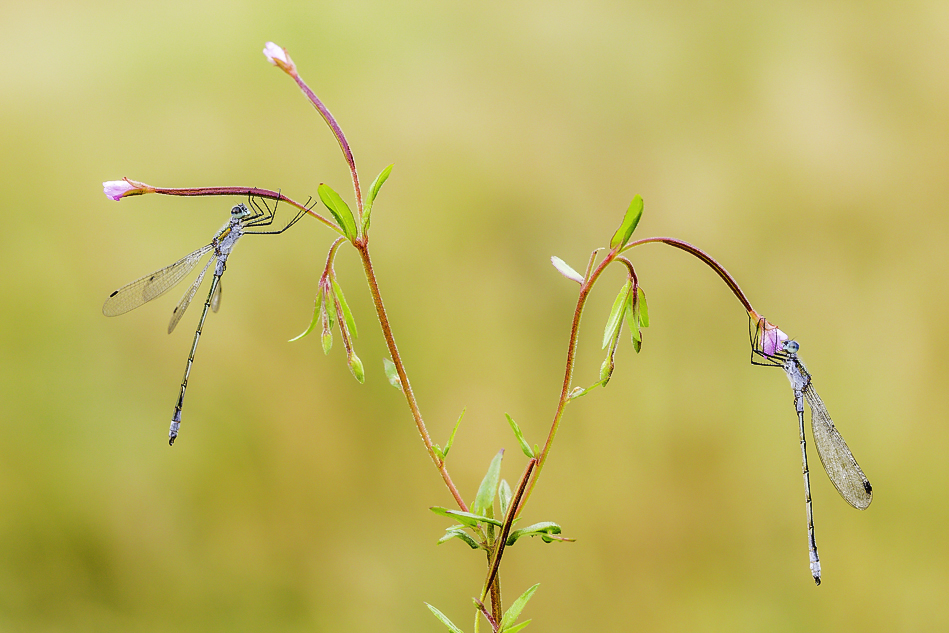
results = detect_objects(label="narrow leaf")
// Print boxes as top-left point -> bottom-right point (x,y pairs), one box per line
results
602,281 -> 631,349
289,288 -> 323,342
502,620 -> 532,633
383,357 -> 403,390
637,286 -> 649,327
425,604 -> 465,633
318,183 -> 358,241
472,449 -> 504,518
331,278 -> 358,339
430,507 -> 504,528
444,408 -> 465,457
505,414 -> 534,458
609,194 -> 644,250
363,164 -> 393,234
499,584 -> 540,632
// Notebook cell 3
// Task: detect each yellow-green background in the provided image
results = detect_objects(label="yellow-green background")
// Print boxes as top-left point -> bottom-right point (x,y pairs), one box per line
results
1,1 -> 946,631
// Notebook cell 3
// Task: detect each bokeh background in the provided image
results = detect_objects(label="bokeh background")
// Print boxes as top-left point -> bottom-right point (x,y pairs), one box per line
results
1,1 -> 947,631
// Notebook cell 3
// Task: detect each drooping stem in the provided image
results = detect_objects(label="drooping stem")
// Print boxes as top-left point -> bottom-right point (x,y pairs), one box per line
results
623,236 -> 759,319
354,242 -> 468,511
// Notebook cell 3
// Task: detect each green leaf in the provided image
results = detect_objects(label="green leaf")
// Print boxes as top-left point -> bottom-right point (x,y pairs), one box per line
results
331,278 -> 358,339
432,444 -> 445,461
348,352 -> 365,383
499,584 -> 540,632
472,450 -> 504,518
288,288 -> 323,342
318,183 -> 358,241
444,408 -> 465,458
383,357 -> 403,390
430,506 -> 504,528
437,527 -> 482,550
506,522 -> 564,546
602,281 -> 631,349
505,414 -> 534,459
637,286 -> 649,327
502,620 -> 532,633
609,194 -> 644,250
426,603 -> 465,633
363,164 -> 393,234
498,479 -> 512,518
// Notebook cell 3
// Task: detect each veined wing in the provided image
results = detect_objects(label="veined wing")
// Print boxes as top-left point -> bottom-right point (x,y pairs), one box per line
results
168,256 -> 214,334
803,382 -> 873,510
103,245 -> 214,317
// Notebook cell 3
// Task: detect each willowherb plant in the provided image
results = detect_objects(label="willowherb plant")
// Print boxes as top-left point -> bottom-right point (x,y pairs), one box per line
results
102,41 -> 872,631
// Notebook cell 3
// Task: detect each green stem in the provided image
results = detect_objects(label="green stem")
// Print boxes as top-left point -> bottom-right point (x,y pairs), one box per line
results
355,243 -> 469,511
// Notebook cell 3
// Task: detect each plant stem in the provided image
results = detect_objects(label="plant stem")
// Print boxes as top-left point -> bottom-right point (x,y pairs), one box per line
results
515,249 -> 617,516
623,236 -> 758,318
151,185 -> 340,233
354,242 -> 469,511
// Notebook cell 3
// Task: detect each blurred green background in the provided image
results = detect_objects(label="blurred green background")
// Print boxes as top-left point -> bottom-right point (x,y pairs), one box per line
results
1,1 -> 947,631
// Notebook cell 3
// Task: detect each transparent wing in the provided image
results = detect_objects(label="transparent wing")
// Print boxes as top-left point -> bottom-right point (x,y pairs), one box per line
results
210,278 -> 222,313
103,245 -> 213,317
168,257 -> 214,334
804,382 -> 873,510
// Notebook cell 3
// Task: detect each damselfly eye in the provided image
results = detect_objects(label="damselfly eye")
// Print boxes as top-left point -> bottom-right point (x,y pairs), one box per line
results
231,204 -> 248,216
783,340 -> 800,353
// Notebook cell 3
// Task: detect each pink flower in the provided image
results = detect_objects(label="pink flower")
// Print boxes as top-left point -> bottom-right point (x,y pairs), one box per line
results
102,178 -> 151,200
551,256 -> 584,284
263,42 -> 296,75
761,324 -> 789,357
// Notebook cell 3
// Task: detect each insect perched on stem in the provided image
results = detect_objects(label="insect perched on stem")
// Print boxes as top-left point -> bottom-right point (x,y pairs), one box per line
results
103,197 -> 305,445
751,317 -> 872,585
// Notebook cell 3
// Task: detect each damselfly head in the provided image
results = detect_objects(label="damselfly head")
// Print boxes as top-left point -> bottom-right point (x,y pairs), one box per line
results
783,340 -> 800,354
231,203 -> 251,218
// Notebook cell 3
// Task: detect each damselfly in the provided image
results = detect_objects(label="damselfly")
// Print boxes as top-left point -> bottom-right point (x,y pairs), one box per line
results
103,197 -> 305,445
751,317 -> 872,584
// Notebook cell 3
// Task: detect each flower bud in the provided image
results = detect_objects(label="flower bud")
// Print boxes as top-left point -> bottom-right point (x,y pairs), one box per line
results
102,178 -> 151,200
263,42 -> 297,76
761,324 -> 789,357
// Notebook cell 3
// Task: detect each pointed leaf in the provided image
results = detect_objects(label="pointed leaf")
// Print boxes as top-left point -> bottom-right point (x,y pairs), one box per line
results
472,449 -> 504,518
499,584 -> 540,632
430,506 -> 504,528
426,604 -> 465,633
602,281 -> 631,349
383,357 -> 403,390
331,278 -> 358,339
363,164 -> 393,234
609,195 -> 644,250
444,408 -> 465,458
289,288 -> 323,342
505,414 -> 534,458
318,183 -> 358,241
502,620 -> 532,633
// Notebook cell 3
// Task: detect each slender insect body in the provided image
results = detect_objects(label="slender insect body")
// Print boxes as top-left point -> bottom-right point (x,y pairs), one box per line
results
103,199 -> 305,446
749,316 -> 871,584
